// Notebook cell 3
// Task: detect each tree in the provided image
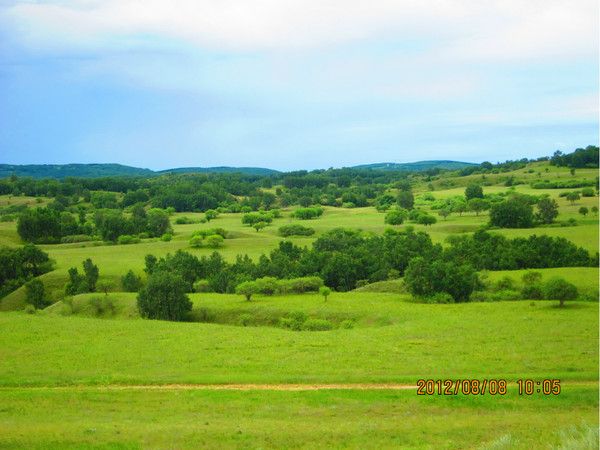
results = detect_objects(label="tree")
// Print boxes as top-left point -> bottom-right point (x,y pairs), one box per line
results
319,286 -> 331,302
137,271 -> 191,321
253,221 -> 268,232
565,192 -> 580,205
235,281 -> 258,301
543,277 -> 578,307
82,258 -> 99,292
17,208 -> 62,243
465,184 -> 483,200
384,209 -> 407,225
205,209 -> 219,222
122,270 -> 143,292
146,208 -> 171,237
489,198 -> 533,228
592,206 -> 598,215
536,197 -> 559,224
25,278 -> 48,309
579,206 -> 589,217
467,198 -> 489,216
438,209 -> 451,220
189,235 -> 203,248
417,214 -> 436,226
452,202 -> 467,216
404,257 -> 478,302
397,190 -> 414,210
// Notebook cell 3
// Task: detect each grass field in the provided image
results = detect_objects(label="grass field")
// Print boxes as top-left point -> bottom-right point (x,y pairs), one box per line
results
0,161 -> 598,448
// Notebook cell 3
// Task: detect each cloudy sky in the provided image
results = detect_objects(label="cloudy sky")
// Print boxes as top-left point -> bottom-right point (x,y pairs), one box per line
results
0,1 -> 597,170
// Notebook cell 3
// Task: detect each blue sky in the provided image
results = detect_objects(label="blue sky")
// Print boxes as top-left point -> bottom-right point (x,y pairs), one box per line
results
0,1 -> 598,170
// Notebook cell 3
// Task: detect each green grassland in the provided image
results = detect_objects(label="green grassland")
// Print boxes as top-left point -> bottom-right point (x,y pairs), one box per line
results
0,386 -> 597,449
0,160 -> 598,448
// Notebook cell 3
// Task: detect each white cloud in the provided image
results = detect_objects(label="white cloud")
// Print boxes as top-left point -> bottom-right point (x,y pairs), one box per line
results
2,0 -> 597,60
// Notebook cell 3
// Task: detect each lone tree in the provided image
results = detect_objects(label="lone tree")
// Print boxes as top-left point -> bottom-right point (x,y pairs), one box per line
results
592,206 -> 598,215
397,189 -> 414,210
467,198 -> 489,216
438,209 -> 451,220
205,209 -> 219,222
489,198 -> 533,228
384,209 -> 407,225
536,197 -> 559,224
465,183 -> 484,200
565,192 -> 580,205
236,281 -> 258,301
543,277 -> 578,307
137,271 -> 191,321
579,206 -> 589,217
253,221 -> 268,232
319,286 -> 331,302
25,278 -> 48,309
83,258 -> 99,292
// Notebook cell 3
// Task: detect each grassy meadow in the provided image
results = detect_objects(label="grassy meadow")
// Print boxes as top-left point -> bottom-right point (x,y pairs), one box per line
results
0,159 -> 598,448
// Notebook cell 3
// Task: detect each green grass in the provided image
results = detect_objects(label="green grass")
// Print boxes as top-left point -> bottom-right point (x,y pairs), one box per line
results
1,297 -> 597,386
0,386 -> 596,449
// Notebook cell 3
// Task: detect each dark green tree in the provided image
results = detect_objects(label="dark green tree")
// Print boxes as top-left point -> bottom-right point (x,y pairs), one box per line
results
536,197 -> 559,224
25,278 -> 48,309
465,184 -> 483,200
489,198 -> 533,228
137,271 -> 191,321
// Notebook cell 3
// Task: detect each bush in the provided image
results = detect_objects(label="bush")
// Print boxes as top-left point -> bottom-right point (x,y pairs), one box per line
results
117,235 -> 140,245
302,318 -> 333,331
581,187 -> 596,197
279,311 -> 308,331
494,276 -> 515,291
175,216 -> 196,224
291,207 -> 324,220
521,284 -> 544,300
205,234 -> 224,248
278,276 -> 324,294
137,271 -> 192,321
385,209 -> 407,225
193,279 -> 212,293
340,319 -> 355,329
278,224 -> 315,237
424,292 -> 454,304
543,277 -> 578,307
160,233 -> 172,242
242,212 -> 273,225
121,270 -> 143,292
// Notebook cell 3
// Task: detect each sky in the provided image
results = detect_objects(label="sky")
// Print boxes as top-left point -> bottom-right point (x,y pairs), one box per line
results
0,1 -> 598,171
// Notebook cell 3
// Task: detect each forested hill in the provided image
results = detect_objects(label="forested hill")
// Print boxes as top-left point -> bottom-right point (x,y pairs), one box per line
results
351,160 -> 478,171
0,164 -> 155,179
0,160 -> 477,179
158,167 -> 280,176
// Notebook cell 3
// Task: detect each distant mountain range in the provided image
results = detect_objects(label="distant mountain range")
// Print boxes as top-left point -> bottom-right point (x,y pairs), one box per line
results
0,160 -> 477,179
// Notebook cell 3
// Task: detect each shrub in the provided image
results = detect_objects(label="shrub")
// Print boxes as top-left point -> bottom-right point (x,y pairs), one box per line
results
291,207 -> 324,220
340,319 -> 355,329
417,214 -> 436,226
238,313 -> 253,327
424,292 -> 454,304
189,235 -> 203,248
385,209 -> 407,225
192,228 -> 228,239
279,277 -> 324,294
495,276 -> 515,291
581,187 -> 596,197
319,286 -> 332,301
521,284 -> 544,300
242,212 -> 273,225
193,279 -> 212,293
521,271 -> 542,285
160,233 -> 172,242
205,234 -> 224,248
117,235 -> 140,245
278,224 -> 315,237
302,318 -> 333,331
543,277 -> 578,307
137,271 -> 192,321
280,311 -> 308,331
175,216 -> 195,224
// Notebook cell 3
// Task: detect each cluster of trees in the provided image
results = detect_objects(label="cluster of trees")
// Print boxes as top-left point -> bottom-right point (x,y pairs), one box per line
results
445,230 -> 595,271
65,258 -> 99,295
135,224 -> 594,307
291,206 -> 324,220
0,244 -> 53,298
550,146 -> 599,168
16,205 -> 172,243
235,276 -> 323,301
